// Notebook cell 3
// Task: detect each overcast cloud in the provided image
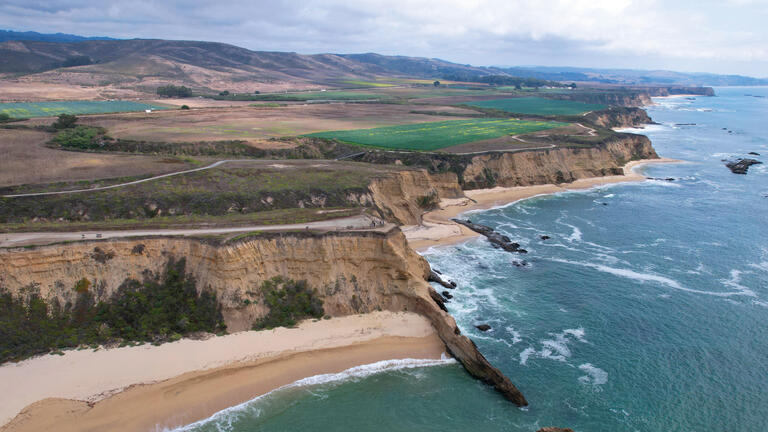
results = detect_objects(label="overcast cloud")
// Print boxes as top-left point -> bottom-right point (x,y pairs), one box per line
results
1,0 -> 767,76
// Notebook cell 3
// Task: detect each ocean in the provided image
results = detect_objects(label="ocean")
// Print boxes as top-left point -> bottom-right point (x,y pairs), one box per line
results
177,87 -> 768,432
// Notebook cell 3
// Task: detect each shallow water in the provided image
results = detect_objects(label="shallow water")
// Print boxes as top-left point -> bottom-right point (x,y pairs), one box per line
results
178,87 -> 768,431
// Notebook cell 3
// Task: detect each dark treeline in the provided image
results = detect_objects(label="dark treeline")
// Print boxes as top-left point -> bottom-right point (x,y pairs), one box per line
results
0,258 -> 225,363
442,73 -> 571,88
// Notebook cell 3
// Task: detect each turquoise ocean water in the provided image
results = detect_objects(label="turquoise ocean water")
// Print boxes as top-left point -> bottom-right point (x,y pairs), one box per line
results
177,87 -> 767,431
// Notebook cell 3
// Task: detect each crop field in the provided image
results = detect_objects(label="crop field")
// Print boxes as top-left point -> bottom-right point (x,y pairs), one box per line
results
0,100 -> 169,118
306,118 -> 565,151
464,97 -> 606,116
250,91 -> 386,101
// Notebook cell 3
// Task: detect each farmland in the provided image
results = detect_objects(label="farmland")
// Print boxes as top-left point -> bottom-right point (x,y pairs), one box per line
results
306,118 -> 565,151
464,97 -> 607,116
0,100 -> 169,118
243,91 -> 386,101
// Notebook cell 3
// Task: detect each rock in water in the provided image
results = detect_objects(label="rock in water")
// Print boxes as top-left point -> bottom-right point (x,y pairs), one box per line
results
475,324 -> 492,331
540,235 -> 550,240
442,291 -> 453,300
726,158 -> 762,174
749,151 -> 760,156
428,269 -> 455,289
536,428 -> 575,432
452,219 -> 528,254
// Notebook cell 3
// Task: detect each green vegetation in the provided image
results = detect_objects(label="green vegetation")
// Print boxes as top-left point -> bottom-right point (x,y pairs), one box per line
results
0,113 -> 11,123
52,113 -> 78,129
0,258 -> 225,363
0,101 -> 168,118
339,80 -> 395,88
51,125 -> 106,149
252,277 -> 324,330
157,85 -> 192,98
306,118 -> 565,151
464,97 -> 607,116
0,166 -> 376,224
180,105 -> 190,110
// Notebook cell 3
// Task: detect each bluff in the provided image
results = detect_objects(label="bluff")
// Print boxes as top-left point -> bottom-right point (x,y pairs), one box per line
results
583,107 -> 653,128
0,228 -> 528,406
368,133 -> 657,224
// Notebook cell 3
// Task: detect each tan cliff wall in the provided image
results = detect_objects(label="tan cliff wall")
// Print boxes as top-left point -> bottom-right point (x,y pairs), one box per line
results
0,229 -> 528,405
583,107 -> 653,128
462,134 -> 658,189
368,170 -> 463,225
367,134 -> 658,224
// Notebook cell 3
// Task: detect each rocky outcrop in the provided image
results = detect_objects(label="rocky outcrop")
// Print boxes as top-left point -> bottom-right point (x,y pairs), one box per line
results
549,90 -> 652,107
725,158 -> 762,174
461,134 -> 657,189
453,219 -> 527,254
0,228 -> 528,406
584,107 -> 653,128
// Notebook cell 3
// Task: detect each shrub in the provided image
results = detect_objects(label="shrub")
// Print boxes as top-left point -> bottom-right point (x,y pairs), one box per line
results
52,113 -> 78,129
74,278 -> 91,294
52,125 -> 104,149
180,105 -> 190,110
417,192 -> 439,209
253,277 -> 324,330
0,113 -> 10,123
218,90 -> 230,96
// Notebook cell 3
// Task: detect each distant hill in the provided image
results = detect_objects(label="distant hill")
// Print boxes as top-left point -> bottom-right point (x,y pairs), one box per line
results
493,65 -> 768,87
0,37 -> 764,93
0,29 -> 117,43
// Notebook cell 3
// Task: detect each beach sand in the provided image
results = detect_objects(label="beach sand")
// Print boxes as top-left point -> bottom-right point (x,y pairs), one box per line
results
404,158 -> 680,251
0,311 -> 445,432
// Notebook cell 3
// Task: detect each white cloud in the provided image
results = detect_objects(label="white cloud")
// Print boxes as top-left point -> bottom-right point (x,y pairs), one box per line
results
0,0 -> 766,75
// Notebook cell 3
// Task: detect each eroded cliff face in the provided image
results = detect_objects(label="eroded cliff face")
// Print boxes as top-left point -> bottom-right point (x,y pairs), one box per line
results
0,229 -> 528,405
368,170 -> 463,225
462,134 -> 658,189
584,107 -> 653,128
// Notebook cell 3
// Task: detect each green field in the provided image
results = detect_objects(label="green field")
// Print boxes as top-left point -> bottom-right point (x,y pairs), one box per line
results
0,101 -> 169,118
306,118 -> 565,151
464,97 -> 606,116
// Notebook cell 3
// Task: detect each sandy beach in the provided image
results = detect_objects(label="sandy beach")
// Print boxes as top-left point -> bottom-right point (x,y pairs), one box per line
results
403,158 -> 680,251
0,311 -> 446,432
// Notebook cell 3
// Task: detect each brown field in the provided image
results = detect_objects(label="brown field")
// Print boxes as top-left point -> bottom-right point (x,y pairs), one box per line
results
0,80 -> 146,102
73,103 -> 480,147
0,129 -> 199,187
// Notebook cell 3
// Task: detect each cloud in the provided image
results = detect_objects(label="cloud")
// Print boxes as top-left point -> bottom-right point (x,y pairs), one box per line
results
0,0 -> 766,75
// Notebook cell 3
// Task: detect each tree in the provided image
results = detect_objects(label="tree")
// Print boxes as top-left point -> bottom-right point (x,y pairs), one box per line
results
180,105 -> 190,110
52,113 -> 78,129
433,80 -> 441,87
219,90 -> 230,96
253,90 -> 260,94
156,85 -> 192,98
0,113 -> 10,123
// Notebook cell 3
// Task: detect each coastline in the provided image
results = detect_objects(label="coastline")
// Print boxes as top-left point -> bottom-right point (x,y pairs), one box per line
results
403,158 -> 681,251
0,312 -> 446,432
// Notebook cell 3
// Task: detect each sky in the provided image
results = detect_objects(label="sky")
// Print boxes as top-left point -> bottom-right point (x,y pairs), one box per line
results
1,0 -> 767,77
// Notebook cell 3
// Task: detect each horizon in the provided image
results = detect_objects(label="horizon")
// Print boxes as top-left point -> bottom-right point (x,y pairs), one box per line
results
0,1 -> 766,77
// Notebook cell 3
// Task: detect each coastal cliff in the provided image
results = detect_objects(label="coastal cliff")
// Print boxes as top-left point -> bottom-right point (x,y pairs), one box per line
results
584,107 -> 654,128
368,134 -> 658,224
0,228 -> 528,406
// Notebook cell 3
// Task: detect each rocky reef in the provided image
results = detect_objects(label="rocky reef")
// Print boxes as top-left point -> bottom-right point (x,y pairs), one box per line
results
452,219 -> 528,254
725,158 -> 762,174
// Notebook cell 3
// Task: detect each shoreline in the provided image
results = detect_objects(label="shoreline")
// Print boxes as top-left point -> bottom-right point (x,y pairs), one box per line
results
403,158 -> 681,251
0,312 -> 446,432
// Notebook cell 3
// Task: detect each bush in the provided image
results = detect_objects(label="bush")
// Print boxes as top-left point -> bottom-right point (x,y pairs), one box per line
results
52,125 -> 104,149
180,105 -> 190,110
157,85 -> 192,98
253,277 -> 324,330
0,258 -> 226,363
52,113 -> 78,129
0,113 -> 11,123
218,90 -> 230,96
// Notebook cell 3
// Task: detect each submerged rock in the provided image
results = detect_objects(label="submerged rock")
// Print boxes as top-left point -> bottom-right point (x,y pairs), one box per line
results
452,219 -> 527,254
748,152 -> 760,156
536,428 -> 575,432
726,158 -> 762,174
540,235 -> 550,240
512,260 -> 528,267
475,324 -> 491,331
